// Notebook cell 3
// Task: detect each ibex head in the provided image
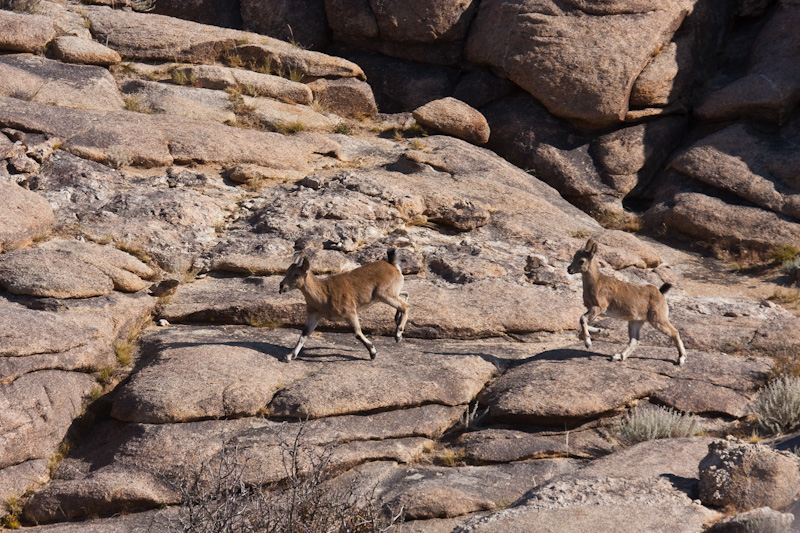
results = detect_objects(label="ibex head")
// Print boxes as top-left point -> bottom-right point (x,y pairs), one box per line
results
279,252 -> 310,294
567,238 -> 598,275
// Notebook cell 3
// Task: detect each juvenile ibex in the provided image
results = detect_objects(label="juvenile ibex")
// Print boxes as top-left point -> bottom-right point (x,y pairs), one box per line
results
278,249 -> 409,362
567,238 -> 687,365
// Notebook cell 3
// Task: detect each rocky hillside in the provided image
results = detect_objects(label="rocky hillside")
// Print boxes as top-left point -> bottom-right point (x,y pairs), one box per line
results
1,0 -> 800,531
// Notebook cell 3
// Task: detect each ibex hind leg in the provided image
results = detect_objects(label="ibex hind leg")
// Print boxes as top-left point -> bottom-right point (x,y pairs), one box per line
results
652,319 -> 687,366
378,294 -> 409,343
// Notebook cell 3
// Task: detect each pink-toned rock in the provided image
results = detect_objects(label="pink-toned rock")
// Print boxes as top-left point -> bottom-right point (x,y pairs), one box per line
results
412,97 -> 490,144
0,9 -> 56,54
50,35 -> 122,66
0,181 -> 54,253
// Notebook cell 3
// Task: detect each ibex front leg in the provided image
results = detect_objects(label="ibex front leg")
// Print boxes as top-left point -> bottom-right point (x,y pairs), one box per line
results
287,312 -> 321,362
580,306 -> 604,349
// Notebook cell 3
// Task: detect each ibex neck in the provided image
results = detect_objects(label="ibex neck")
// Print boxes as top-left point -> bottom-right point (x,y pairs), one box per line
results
581,261 -> 601,289
299,271 -> 327,306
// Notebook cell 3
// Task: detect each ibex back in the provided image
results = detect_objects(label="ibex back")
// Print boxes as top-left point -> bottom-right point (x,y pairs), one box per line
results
279,249 -> 409,362
567,238 -> 687,365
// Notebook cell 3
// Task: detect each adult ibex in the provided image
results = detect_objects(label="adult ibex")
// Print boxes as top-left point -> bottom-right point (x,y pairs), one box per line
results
279,249 -> 409,362
567,238 -> 687,365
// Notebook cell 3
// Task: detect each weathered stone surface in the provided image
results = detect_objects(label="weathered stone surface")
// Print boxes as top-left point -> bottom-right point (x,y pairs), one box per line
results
325,0 -> 478,65
456,427 -> 615,462
50,35 -> 122,66
174,64 -> 313,104
0,94 -> 337,172
0,9 -> 56,54
85,6 -> 364,79
0,291 -> 154,382
706,507 -> 795,533
695,3 -> 800,124
452,68 -> 517,109
481,345 -> 769,424
666,124 -> 800,221
0,54 -> 124,112
152,0 -> 242,29
367,460 -> 577,521
630,40 -> 690,107
0,459 -> 48,506
268,341 -> 496,419
699,439 -> 800,513
16,508 -> 179,532
240,0 -> 330,49
26,412 -> 442,522
0,370 -> 95,470
0,181 -> 54,253
484,94 -> 686,218
120,79 -> 236,123
0,240 -> 154,298
241,93 -> 338,132
466,0 -> 687,128
648,191 -> 800,255
307,77 -> 378,117
412,97 -> 490,145
0,249 -> 113,299
339,49 -> 459,111
459,438 -> 721,533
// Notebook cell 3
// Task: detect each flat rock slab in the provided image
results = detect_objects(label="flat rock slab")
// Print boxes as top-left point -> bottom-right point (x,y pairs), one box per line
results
337,459 -> 580,522
85,6 -> 364,79
456,427 -> 616,463
0,181 -> 54,253
120,79 -> 236,124
160,275 -> 584,339
0,239 -> 154,298
0,54 -> 124,112
459,438 -> 721,533
481,344 -> 769,424
0,370 -> 95,470
111,325 -> 495,421
0,10 -> 56,54
0,96 -> 339,171
0,292 -> 154,382
28,410 -> 448,522
175,64 -> 312,104
50,35 -> 121,66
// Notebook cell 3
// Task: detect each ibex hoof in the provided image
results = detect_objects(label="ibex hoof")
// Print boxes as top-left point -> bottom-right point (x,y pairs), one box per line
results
677,356 -> 686,366
395,334 -> 402,343
584,339 -> 592,349
611,353 -> 623,361
370,350 -> 377,360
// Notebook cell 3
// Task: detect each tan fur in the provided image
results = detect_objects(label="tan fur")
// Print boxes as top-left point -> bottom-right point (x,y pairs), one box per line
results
279,251 -> 408,361
568,239 -> 687,365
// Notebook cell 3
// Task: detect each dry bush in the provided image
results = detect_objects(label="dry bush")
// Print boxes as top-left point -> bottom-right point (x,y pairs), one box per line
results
750,376 -> 800,435
613,405 -> 699,446
161,423 -> 403,533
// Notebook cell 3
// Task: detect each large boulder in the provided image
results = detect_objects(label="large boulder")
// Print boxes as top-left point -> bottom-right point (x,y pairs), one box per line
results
695,3 -> 800,124
466,0 -> 688,128
152,0 -> 242,28
412,97 -> 490,145
699,439 -> 800,513
172,64 -> 313,104
50,36 -> 122,67
0,181 -> 54,253
325,0 -> 480,66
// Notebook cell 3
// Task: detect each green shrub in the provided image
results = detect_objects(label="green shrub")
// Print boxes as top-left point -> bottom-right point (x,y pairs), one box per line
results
613,405 -> 698,446
750,376 -> 800,435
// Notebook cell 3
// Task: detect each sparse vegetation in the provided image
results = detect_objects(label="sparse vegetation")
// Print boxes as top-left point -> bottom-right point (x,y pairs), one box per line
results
0,0 -> 41,12
572,228 -> 590,239
129,0 -> 156,12
274,120 -> 306,135
596,210 -> 641,233
770,245 -> 800,266
750,376 -> 800,435
223,49 -> 243,68
96,366 -> 114,386
613,405 -> 699,446
47,439 -> 73,475
333,122 -> 351,135
123,95 -> 142,112
105,146 -> 133,169
161,424 -> 403,532
287,68 -> 304,83
438,447 -> 469,467
1,496 -> 22,529
171,68 -> 195,86
767,348 -> 800,381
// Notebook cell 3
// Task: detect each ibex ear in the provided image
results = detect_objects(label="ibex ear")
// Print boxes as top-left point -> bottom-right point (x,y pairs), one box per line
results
585,239 -> 598,257
299,256 -> 310,272
292,251 -> 306,265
